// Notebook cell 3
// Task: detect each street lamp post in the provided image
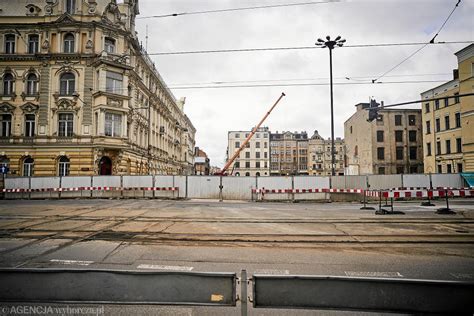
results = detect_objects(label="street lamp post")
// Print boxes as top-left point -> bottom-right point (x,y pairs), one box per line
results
316,35 -> 345,176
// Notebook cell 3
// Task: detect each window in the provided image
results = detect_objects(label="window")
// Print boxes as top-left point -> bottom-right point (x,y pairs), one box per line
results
65,0 -> 75,14
0,114 -> 12,137
3,73 -> 14,95
25,114 -> 35,137
376,131 -> 384,142
409,166 -> 418,174
350,126 -> 353,134
235,141 -> 240,148
444,115 -> 450,130
396,166 -> 404,174
408,115 -> 416,126
264,152 -> 267,158
456,138 -> 462,153
424,103 -> 430,113
437,165 -> 442,173
409,146 -> 417,160
235,133 -> 240,138
245,172 -> 250,176
457,163 -> 463,173
4,34 -> 15,54
436,141 -> 441,155
59,72 -> 75,95
106,72 -> 123,94
256,162 -> 260,168
26,73 -> 38,95
377,147 -> 385,160
264,142 -> 267,148
245,152 -> 250,159
425,121 -> 431,134
58,156 -> 70,176
28,34 -> 39,54
426,142 -> 431,156
395,130 -> 403,142
255,152 -> 261,159
435,99 -> 440,110
63,33 -> 75,53
23,157 -> 34,176
455,112 -> 461,128
256,142 -> 260,148
435,118 -> 440,132
378,167 -> 385,175
408,130 -> 417,142
234,161 -> 240,168
376,114 -> 383,122
245,162 -> 250,168
396,147 -> 403,160
454,93 -> 460,104
58,113 -> 73,136
444,98 -> 449,107
395,115 -> 402,126
256,133 -> 260,138
105,113 -> 122,137
447,164 -> 452,174
445,139 -> 451,154
104,37 -> 115,53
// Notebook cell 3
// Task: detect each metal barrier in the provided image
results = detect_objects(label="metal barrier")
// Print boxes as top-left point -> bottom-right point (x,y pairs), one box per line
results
252,274 -> 474,314
1,269 -> 473,314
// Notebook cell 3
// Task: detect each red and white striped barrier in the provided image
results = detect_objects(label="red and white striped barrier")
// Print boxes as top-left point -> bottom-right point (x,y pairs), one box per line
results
251,188 -> 363,194
365,189 -> 474,198
1,187 -> 178,193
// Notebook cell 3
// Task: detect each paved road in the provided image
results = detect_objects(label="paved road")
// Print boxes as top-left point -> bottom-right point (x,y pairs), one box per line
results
1,199 -> 474,315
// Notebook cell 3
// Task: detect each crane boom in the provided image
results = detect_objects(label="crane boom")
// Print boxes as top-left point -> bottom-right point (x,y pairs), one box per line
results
220,92 -> 286,175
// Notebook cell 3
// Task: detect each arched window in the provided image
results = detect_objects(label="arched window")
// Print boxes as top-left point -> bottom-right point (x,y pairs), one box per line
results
23,157 -> 34,176
104,37 -> 116,53
3,73 -> 14,95
63,33 -> 75,53
245,172 -> 250,177
4,34 -> 15,54
256,172 -> 260,177
26,73 -> 38,95
59,72 -> 75,95
58,156 -> 70,176
28,34 -> 39,54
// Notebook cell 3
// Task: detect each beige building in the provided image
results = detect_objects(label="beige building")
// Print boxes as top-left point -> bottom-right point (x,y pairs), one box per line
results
421,44 -> 473,174
270,131 -> 308,176
307,130 -> 345,176
344,103 -> 423,175
227,127 -> 270,176
0,0 -> 195,176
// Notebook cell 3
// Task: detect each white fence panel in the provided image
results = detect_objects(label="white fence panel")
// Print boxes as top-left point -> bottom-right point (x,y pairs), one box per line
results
331,176 -> 345,189
222,176 -> 255,200
61,176 -> 92,198
31,177 -> 60,199
293,176 -> 330,200
5,177 -> 29,199
122,175 -> 153,198
257,176 -> 292,200
154,175 -> 178,198
403,174 -> 430,188
431,173 -> 464,189
174,176 -> 187,198
368,175 -> 402,190
187,176 -> 220,199
344,176 -> 368,189
92,176 -> 121,198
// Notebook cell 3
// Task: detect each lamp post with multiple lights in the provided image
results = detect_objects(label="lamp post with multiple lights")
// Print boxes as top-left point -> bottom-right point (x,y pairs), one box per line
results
316,35 -> 345,176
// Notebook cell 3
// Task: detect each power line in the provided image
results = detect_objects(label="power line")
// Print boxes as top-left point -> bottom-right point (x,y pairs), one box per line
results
136,0 -> 339,20
372,0 -> 463,83
140,41 -> 472,56
167,79 -> 448,90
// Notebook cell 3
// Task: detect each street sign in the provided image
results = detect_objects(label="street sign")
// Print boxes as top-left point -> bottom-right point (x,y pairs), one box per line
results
0,165 -> 9,174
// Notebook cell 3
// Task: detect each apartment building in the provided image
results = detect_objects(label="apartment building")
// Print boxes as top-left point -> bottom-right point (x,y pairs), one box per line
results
227,127 -> 270,176
194,147 -> 210,175
307,130 -> 345,176
0,0 -> 196,176
421,44 -> 474,173
344,103 -> 423,175
270,131 -> 308,176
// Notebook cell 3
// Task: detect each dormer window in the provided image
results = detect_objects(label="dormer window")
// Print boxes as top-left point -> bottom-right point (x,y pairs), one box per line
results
65,0 -> 76,14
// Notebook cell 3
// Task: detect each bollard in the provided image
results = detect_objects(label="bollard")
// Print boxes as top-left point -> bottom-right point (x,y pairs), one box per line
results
436,189 -> 456,214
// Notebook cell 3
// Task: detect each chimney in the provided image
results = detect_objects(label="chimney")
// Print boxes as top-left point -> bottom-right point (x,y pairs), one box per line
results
453,69 -> 459,80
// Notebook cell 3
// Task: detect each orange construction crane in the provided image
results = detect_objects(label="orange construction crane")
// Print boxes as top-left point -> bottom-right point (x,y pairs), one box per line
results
217,92 -> 286,176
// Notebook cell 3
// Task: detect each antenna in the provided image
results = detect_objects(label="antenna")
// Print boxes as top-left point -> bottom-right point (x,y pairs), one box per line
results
145,24 -> 148,51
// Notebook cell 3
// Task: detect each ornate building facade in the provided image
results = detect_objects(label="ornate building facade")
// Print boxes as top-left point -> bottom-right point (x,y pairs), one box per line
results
0,0 -> 196,176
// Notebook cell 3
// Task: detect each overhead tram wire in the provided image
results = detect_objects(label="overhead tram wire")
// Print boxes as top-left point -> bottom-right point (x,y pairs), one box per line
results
136,0 -> 339,20
371,0 -> 463,83
139,41 -> 473,56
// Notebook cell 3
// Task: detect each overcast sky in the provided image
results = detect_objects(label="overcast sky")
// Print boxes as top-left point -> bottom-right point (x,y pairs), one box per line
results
134,0 -> 473,168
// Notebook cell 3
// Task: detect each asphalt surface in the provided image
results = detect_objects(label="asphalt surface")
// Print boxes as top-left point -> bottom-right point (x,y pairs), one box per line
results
1,198 -> 474,315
